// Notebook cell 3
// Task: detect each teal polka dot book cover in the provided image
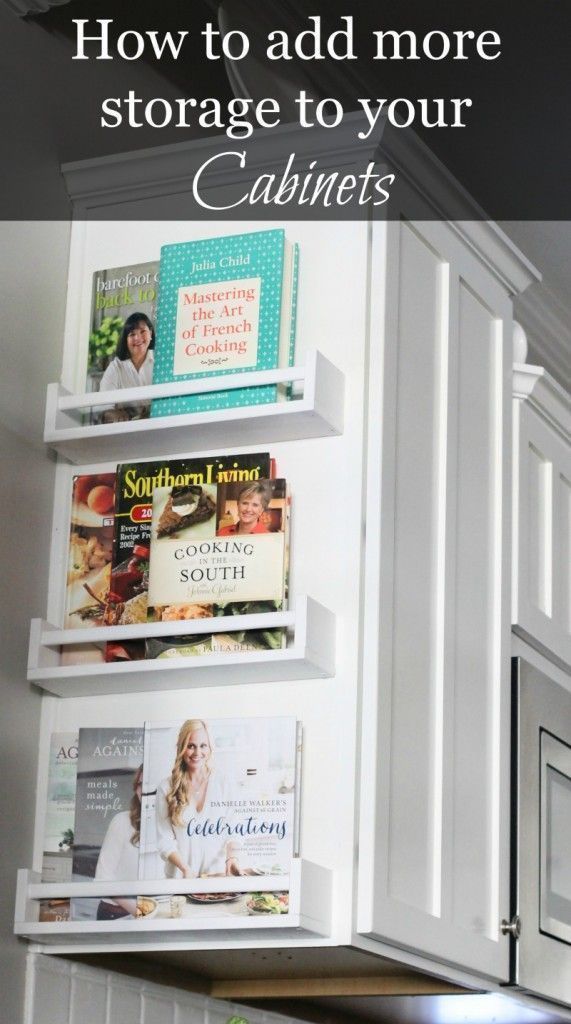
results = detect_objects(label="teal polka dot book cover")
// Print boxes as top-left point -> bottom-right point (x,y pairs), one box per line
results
151,229 -> 299,417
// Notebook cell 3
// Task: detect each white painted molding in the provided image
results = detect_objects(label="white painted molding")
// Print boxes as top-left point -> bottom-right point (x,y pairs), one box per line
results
513,321 -> 528,365
377,124 -> 540,296
61,112 -> 539,297
61,112 -> 385,209
513,363 -> 571,443
514,284 -> 571,393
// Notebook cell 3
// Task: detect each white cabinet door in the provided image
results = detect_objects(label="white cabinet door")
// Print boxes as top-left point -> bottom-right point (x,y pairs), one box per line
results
357,219 -> 514,980
512,368 -> 571,671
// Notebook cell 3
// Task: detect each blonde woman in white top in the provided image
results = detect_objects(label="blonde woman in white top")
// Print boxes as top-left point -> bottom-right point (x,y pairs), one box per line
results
155,719 -> 243,879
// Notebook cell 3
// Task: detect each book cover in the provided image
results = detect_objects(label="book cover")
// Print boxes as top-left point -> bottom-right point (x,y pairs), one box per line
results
108,453 -> 272,628
39,899 -> 72,922
144,625 -> 285,659
71,726 -> 144,922
41,732 -> 78,883
64,472 -> 115,638
146,478 -> 288,625
150,230 -> 298,417
134,889 -> 289,923
137,716 -> 298,921
86,260 -> 159,422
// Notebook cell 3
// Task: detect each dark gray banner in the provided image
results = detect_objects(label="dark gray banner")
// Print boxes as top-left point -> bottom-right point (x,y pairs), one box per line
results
1,0 -> 569,219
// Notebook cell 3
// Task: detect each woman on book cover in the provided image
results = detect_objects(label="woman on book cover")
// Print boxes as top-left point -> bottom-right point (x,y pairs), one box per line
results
98,312 -> 155,419
94,764 -> 142,920
216,481 -> 272,536
155,719 -> 244,878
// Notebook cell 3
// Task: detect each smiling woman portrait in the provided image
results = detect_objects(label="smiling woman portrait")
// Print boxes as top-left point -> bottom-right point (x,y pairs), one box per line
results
97,311 -> 155,421
217,480 -> 272,536
99,311 -> 155,391
154,718 -> 244,879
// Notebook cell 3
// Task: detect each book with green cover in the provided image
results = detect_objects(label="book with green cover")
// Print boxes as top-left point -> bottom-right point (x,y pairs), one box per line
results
87,261 -> 159,393
86,260 -> 159,423
150,229 -> 299,417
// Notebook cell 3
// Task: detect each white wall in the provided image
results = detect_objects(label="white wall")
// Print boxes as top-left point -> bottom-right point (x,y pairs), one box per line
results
0,222 -> 70,1022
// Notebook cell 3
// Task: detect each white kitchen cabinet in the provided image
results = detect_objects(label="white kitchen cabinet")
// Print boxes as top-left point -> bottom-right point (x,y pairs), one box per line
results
18,124 -> 559,996
356,217 -> 537,980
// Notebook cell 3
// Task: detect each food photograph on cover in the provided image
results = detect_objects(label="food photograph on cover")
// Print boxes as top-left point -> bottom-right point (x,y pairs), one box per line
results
64,473 -> 115,630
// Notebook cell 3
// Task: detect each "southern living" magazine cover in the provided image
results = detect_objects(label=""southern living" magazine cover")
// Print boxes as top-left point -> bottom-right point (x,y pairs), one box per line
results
107,453 -> 272,628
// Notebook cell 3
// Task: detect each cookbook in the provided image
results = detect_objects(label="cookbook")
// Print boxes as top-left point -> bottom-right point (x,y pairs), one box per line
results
41,732 -> 78,883
108,453 -> 273,629
86,261 -> 159,389
64,472 -> 115,630
138,716 -> 299,883
146,478 -> 289,627
150,229 -> 298,417
71,726 -> 144,921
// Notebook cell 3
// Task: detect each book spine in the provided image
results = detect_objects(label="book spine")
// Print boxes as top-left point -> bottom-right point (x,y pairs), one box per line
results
138,723 -> 154,881
288,243 -> 300,369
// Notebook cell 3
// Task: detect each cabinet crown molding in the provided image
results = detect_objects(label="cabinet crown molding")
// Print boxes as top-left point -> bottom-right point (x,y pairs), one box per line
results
513,363 -> 571,443
514,285 -> 571,394
61,113 -> 538,298
61,112 -> 384,209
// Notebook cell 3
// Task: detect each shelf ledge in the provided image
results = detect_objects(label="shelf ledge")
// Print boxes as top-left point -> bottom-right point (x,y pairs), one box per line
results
14,860 -> 332,948
44,349 -> 344,463
27,595 -> 335,697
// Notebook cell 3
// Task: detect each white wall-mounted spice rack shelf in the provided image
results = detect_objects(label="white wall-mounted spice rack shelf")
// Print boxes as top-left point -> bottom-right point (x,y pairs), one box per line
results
44,350 -> 344,463
15,859 -> 332,951
27,596 -> 335,697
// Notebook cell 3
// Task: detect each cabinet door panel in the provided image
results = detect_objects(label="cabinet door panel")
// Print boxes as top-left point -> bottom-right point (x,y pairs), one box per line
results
513,396 -> 571,669
358,220 -> 512,980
